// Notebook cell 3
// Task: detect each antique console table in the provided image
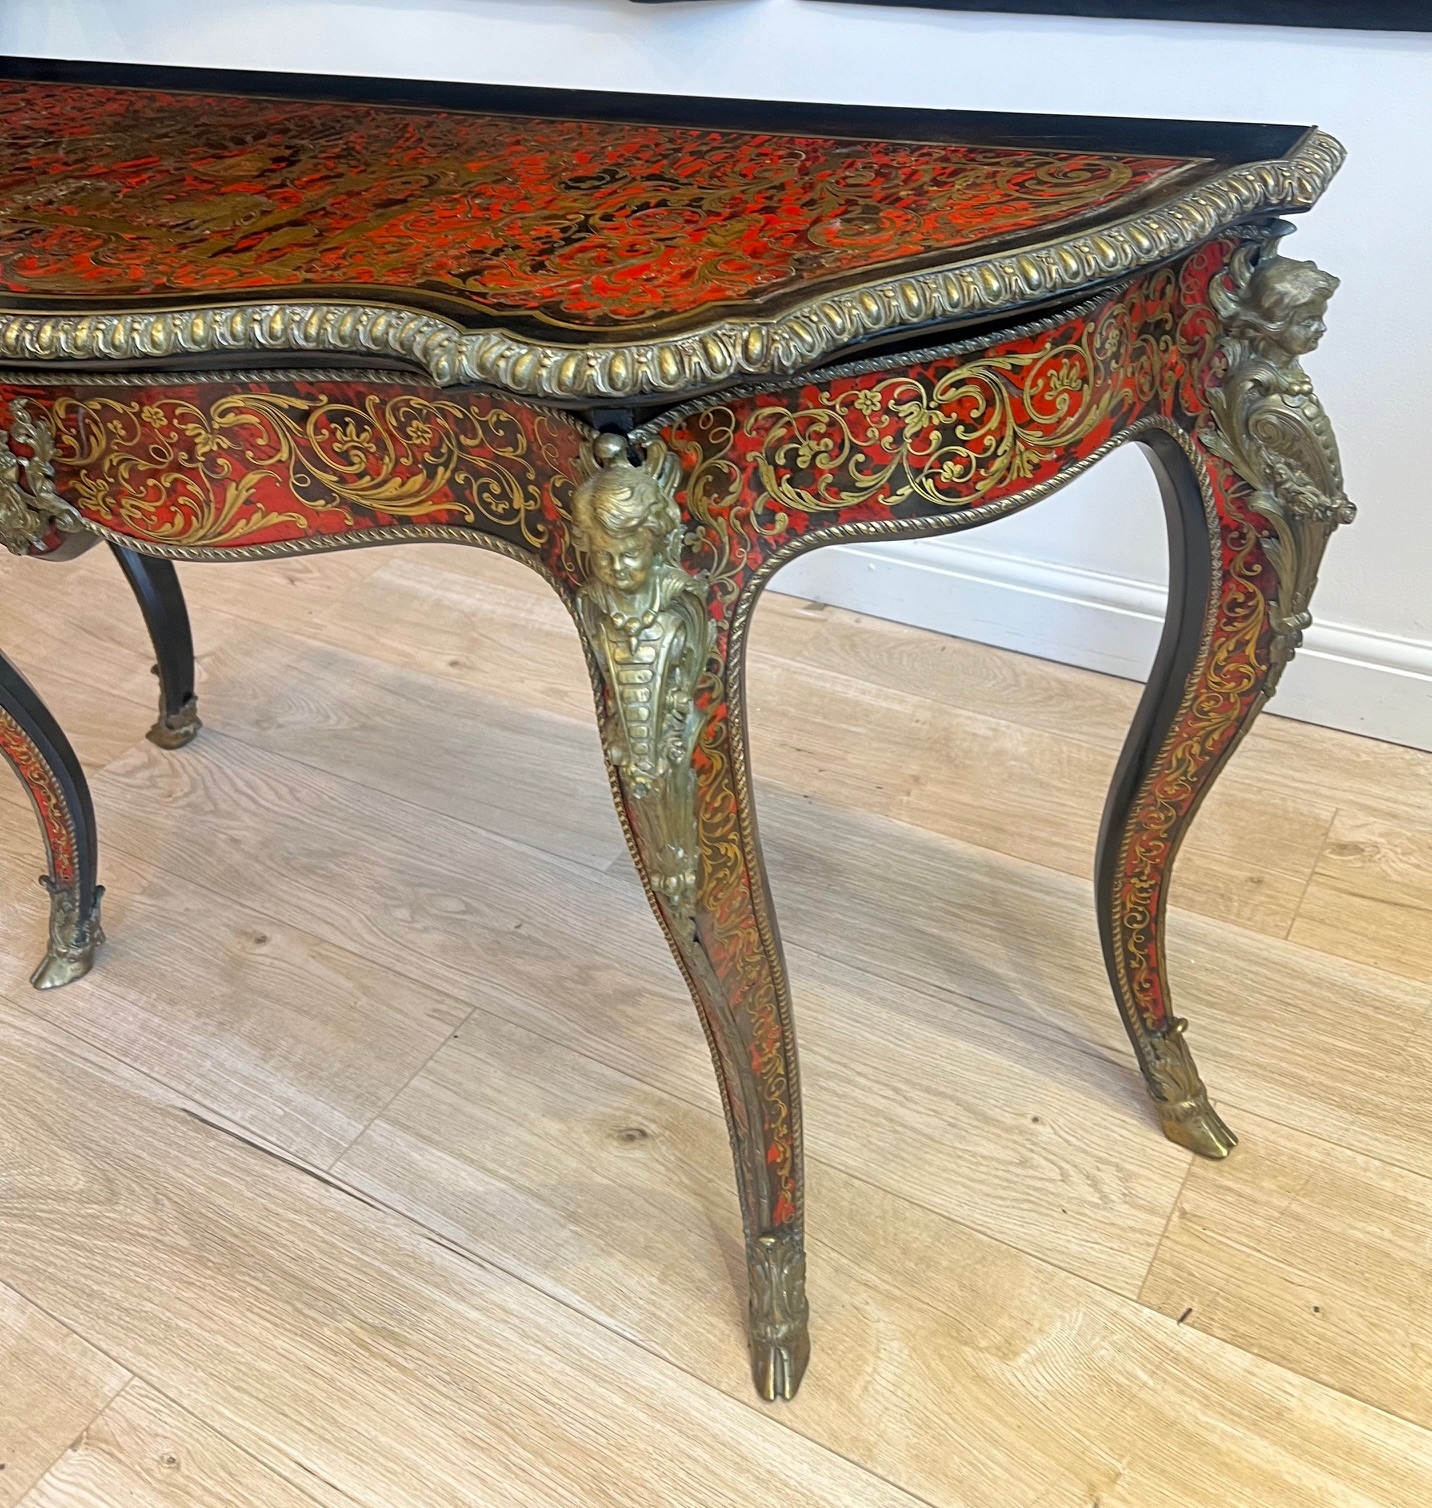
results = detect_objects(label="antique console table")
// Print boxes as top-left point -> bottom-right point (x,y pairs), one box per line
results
0,57 -> 1351,1400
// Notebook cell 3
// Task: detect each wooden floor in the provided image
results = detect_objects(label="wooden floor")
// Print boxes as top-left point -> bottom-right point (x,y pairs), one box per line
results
2,542 -> 1431,1507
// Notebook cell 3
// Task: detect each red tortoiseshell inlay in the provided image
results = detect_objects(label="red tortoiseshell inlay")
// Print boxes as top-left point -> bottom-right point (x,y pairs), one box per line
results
0,79 -> 1198,333
0,707 -> 78,886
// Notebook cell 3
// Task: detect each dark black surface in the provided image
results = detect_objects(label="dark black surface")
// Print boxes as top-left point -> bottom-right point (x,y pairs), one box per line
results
1095,427 -> 1221,1066
0,645 -> 99,918
814,0 -> 1432,30
0,52 -> 1307,160
109,545 -> 198,731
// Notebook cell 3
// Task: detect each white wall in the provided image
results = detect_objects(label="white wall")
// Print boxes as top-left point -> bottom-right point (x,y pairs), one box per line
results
4,0 -> 1429,747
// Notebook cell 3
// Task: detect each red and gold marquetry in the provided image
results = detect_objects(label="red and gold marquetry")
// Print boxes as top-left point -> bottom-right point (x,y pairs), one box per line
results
0,78 -> 1202,335
0,706 -> 78,887
0,380 -> 591,579
0,238 -> 1278,1175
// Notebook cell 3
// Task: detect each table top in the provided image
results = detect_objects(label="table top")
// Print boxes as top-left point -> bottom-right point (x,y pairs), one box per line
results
0,58 -> 1342,403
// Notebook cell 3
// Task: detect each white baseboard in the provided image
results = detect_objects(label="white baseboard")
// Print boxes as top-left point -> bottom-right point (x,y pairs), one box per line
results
768,538 -> 1432,752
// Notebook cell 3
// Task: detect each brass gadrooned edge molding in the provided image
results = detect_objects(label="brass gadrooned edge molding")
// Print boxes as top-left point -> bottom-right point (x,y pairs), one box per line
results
0,131 -> 1343,402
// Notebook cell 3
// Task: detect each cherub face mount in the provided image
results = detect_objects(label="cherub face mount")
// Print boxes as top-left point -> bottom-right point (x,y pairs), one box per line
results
571,433 -> 714,926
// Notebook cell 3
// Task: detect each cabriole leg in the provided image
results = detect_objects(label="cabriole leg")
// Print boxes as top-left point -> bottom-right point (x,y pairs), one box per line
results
571,434 -> 808,1400
1098,239 -> 1351,1159
109,543 -> 201,748
0,651 -> 102,988
1096,428 -> 1244,1158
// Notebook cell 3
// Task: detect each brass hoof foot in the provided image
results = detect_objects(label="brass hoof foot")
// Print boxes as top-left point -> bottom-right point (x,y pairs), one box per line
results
751,1326 -> 810,1401
1160,1095 -> 1238,1159
147,695 -> 201,749
30,878 -> 104,990
748,1228 -> 810,1401
1147,1017 -> 1237,1159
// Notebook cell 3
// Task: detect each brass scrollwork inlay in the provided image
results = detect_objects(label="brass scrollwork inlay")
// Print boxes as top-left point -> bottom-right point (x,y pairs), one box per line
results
51,389 -> 564,553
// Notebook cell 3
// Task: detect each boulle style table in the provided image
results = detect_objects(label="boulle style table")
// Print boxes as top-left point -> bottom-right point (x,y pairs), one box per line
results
0,57 -> 1352,1401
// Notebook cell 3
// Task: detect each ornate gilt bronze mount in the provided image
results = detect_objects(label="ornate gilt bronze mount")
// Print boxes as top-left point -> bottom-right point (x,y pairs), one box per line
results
572,433 -> 713,926
31,876 -> 104,990
0,398 -> 83,556
1146,1018 -> 1237,1159
1205,231 -> 1354,690
148,692 -> 202,750
748,1227 -> 811,1402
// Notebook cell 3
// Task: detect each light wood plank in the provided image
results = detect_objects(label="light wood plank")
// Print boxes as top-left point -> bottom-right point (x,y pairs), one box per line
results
0,547 -> 179,711
84,730 -> 1188,1294
0,828 -> 467,1169
0,543 -> 252,778
67,639 -> 1432,1226
746,658 -> 935,819
1235,715 -> 1432,828
19,1379 -> 355,1508
197,625 -> 628,873
0,549 -> 162,775
747,787 -> 1432,1179
775,598 -> 1145,750
6,513 -> 1432,1504
0,1281 -> 129,1507
168,551 -> 387,635
333,995 -> 1432,1508
1290,805 -> 1432,984
897,696 -> 1331,938
1142,1110 -> 1432,1434
779,598 -> 1432,828
309,554 -> 595,721
791,946 -> 1189,1296
303,554 -> 831,723
0,1000 -> 925,1508
306,559 -> 1333,939
87,730 -> 683,1072
0,665 -> 148,783
351,541 -> 556,600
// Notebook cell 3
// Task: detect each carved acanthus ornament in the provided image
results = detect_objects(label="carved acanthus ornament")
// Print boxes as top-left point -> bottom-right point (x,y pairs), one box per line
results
1203,235 -> 1354,687
0,398 -> 83,555
747,1227 -> 811,1402
572,434 -> 714,925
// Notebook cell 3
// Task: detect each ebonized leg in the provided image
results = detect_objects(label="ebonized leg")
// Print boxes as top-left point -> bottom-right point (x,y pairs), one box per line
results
0,650 -> 102,987
1096,429 -> 1243,1158
571,435 -> 808,1400
109,543 -> 201,748
1096,241 -> 1350,1160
